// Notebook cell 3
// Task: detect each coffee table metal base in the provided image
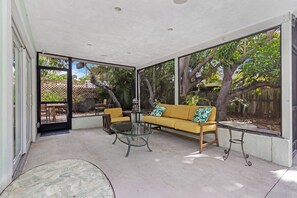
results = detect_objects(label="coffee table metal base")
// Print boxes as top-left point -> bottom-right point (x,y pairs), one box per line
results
113,134 -> 152,157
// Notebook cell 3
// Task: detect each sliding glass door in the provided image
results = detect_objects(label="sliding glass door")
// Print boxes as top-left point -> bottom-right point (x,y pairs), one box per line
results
292,16 -> 297,157
12,30 -> 22,171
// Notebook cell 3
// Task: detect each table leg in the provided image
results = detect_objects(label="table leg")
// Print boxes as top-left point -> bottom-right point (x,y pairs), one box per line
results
112,133 -> 118,144
223,128 -> 233,160
52,107 -> 56,122
141,137 -> 152,152
240,132 -> 252,166
125,137 -> 131,157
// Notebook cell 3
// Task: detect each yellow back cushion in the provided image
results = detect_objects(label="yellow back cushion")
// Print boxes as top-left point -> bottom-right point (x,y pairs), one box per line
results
170,105 -> 190,120
187,106 -> 216,121
208,107 -> 216,121
159,104 -> 172,117
188,106 -> 199,120
104,108 -> 123,118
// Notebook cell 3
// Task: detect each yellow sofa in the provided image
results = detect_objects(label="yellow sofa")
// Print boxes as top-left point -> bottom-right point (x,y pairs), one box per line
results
102,108 -> 130,134
143,104 -> 219,152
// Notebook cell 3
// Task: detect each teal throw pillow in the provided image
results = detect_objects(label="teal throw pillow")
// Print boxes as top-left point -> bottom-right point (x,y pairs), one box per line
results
150,105 -> 166,117
192,107 -> 212,123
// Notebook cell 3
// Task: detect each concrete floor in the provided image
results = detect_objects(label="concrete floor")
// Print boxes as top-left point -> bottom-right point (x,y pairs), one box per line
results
24,128 -> 297,198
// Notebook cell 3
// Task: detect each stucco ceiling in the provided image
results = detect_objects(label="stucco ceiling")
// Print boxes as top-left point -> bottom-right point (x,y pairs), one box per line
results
24,0 -> 297,67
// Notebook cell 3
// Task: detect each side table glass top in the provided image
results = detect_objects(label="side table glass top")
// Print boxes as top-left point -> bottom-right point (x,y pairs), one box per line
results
219,121 -> 257,130
219,121 -> 280,136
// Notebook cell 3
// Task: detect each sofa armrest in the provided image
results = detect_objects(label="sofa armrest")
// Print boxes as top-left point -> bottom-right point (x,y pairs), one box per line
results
123,110 -> 131,117
198,121 -> 217,127
102,114 -> 112,134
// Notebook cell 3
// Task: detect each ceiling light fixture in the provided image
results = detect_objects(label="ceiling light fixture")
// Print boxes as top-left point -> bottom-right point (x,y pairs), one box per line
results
87,43 -> 92,46
173,0 -> 188,4
114,7 -> 122,11
168,27 -> 174,31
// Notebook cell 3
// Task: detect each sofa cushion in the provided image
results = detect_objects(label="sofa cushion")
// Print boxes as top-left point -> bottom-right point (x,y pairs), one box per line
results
170,105 -> 190,120
159,104 -> 172,117
192,107 -> 212,123
143,116 -> 181,128
150,105 -> 166,117
208,107 -> 216,121
174,120 -> 217,133
188,106 -> 216,121
104,108 -> 123,118
111,117 -> 130,123
188,106 -> 199,120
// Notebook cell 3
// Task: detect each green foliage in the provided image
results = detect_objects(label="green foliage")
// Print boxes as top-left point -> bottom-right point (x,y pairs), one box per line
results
185,94 -> 211,106
140,60 -> 175,109
42,91 -> 64,102
75,63 -> 135,110
182,27 -> 281,96
39,55 -> 68,68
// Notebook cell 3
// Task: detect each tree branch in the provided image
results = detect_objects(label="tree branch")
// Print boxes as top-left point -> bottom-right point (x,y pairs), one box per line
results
85,65 -> 121,107
228,81 -> 279,99
189,47 -> 218,78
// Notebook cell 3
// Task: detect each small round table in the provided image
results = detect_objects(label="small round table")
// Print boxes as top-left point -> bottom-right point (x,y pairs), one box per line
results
110,122 -> 152,157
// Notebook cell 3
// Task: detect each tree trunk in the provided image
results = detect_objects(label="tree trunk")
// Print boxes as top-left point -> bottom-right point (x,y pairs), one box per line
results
216,68 -> 234,121
144,78 -> 155,108
83,65 -> 121,108
90,75 -> 121,107
179,56 -> 190,97
181,70 -> 190,96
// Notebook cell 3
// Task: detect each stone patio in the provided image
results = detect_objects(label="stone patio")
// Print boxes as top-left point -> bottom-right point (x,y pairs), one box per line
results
24,128 -> 297,198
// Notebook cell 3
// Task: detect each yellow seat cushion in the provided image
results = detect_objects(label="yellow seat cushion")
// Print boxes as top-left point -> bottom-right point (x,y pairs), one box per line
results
159,104 -> 173,117
174,120 -> 216,133
143,116 -> 180,128
111,117 -> 130,123
170,105 -> 190,120
104,108 -> 123,118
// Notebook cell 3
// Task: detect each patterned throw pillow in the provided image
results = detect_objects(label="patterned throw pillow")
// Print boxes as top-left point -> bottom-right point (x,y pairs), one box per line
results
150,105 -> 166,117
192,107 -> 212,123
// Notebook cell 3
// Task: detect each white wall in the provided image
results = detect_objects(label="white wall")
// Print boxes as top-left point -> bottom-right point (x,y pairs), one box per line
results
72,116 -> 103,130
0,0 -> 13,192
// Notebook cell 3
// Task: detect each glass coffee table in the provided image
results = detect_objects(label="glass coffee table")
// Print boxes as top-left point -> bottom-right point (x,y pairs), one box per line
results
110,122 -> 152,157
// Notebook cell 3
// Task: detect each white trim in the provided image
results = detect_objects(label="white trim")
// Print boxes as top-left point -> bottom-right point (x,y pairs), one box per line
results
31,57 -> 37,142
281,20 -> 292,140
137,13 -> 290,69
280,19 -> 293,166
174,57 -> 179,105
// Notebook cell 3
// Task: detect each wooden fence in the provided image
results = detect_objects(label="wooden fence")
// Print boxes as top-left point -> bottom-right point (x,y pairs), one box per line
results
230,88 -> 281,119
199,88 -> 281,119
